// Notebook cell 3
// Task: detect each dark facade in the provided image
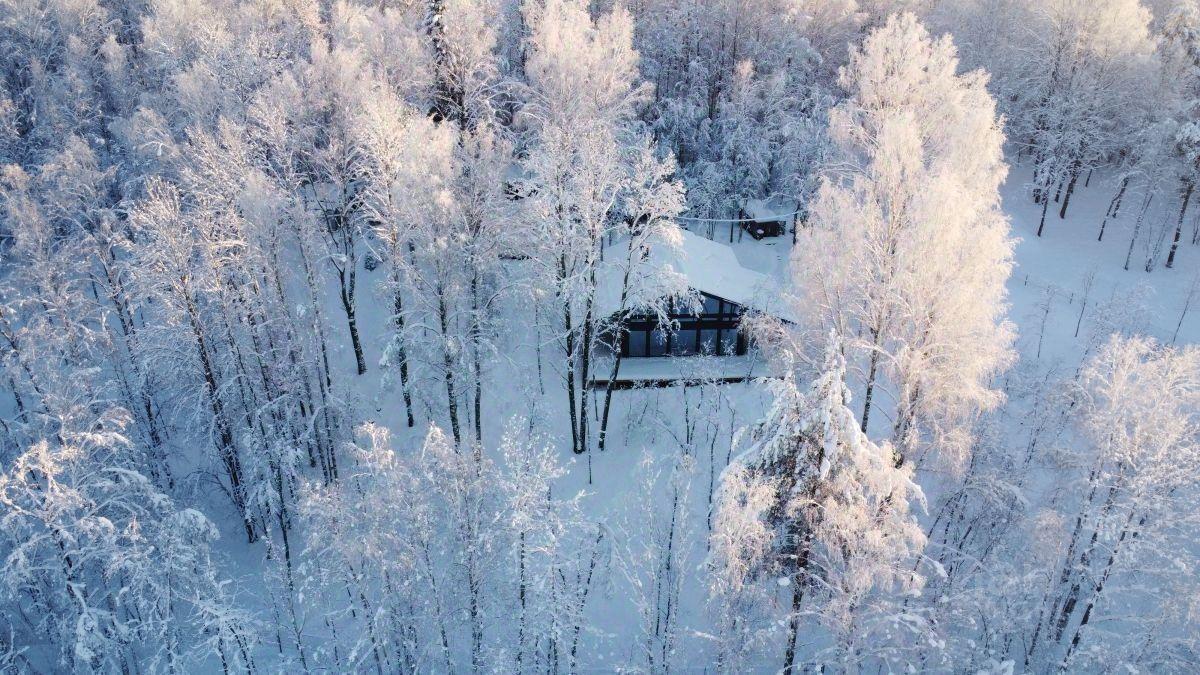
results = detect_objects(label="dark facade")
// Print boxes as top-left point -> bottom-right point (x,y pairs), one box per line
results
737,207 -> 787,239
741,218 -> 786,239
618,292 -> 749,358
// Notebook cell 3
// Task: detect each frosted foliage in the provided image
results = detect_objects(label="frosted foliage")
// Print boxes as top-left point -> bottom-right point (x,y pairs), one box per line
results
724,333 -> 928,670
707,464 -> 778,669
793,13 -> 1015,470
1026,336 -> 1200,671
2,0 -> 1200,670
524,0 -> 645,131
0,422 -> 246,672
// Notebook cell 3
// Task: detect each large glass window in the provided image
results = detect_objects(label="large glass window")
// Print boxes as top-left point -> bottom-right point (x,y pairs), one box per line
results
649,328 -> 668,356
672,329 -> 698,355
720,330 -> 739,356
621,296 -> 753,358
627,330 -> 647,357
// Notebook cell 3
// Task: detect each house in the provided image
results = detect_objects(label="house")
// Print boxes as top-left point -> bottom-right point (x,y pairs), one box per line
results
591,229 -> 795,388
738,198 -> 797,240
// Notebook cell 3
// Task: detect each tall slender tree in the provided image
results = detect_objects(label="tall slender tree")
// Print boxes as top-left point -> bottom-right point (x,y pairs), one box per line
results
792,13 -> 1015,470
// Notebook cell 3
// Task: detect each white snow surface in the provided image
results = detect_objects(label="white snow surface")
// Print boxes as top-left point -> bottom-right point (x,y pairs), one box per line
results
742,196 -> 799,222
590,353 -> 781,384
595,228 -> 799,322
210,159 -> 1198,672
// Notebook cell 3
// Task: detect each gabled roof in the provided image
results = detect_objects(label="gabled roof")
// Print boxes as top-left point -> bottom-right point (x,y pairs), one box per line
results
743,197 -> 798,223
596,229 -> 797,323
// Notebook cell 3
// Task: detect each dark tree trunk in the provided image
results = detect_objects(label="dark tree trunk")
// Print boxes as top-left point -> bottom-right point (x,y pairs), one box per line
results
860,329 -> 881,433
392,286 -> 415,427
1060,511 -> 1140,669
339,270 -> 367,375
564,309 -> 580,455
1037,186 -> 1052,237
1098,176 -> 1128,241
1059,161 -> 1081,219
426,0 -> 466,127
597,349 -> 622,453
782,581 -> 804,673
560,257 -> 581,455
577,288 -> 596,457
1166,180 -> 1193,269
437,290 -> 462,449
1125,193 -> 1155,271
470,270 -> 484,446
184,293 -> 255,543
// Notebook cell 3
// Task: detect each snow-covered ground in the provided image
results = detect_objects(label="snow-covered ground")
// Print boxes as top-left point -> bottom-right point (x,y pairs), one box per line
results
207,155 -> 1197,671
1003,167 -> 1198,351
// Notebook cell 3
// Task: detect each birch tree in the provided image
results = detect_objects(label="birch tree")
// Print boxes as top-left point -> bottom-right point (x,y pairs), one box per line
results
1027,336 -> 1200,672
522,0 -> 685,455
707,463 -> 778,671
792,13 -> 1015,470
0,406 -> 253,672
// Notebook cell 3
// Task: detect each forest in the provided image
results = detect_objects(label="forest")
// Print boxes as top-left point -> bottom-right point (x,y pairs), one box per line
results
0,0 -> 1198,672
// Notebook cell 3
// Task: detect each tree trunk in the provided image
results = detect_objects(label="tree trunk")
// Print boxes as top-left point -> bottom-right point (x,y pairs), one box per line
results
560,258 -> 581,455
437,290 -> 462,449
471,271 -> 484,446
564,305 -> 580,455
1037,186 -> 1052,237
339,269 -> 367,375
184,292 -> 255,542
1125,193 -> 1154,271
576,282 -> 597,456
516,529 -> 527,670
1098,176 -> 1128,241
860,330 -> 881,433
1171,276 -> 1197,344
568,526 -> 605,673
426,0 -> 466,127
1058,161 -> 1081,220
597,348 -> 622,453
782,581 -> 803,673
1165,180 -> 1193,269
1060,510 -> 1140,670
393,288 -> 415,428
891,383 -> 920,467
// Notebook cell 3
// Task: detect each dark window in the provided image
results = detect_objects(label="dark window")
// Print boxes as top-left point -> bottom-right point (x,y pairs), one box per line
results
627,330 -> 648,357
620,293 -> 750,358
672,329 -> 698,355
649,328 -> 668,356
720,330 -> 739,356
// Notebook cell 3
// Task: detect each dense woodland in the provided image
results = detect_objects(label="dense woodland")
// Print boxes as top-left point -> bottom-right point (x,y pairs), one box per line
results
0,0 -> 1198,672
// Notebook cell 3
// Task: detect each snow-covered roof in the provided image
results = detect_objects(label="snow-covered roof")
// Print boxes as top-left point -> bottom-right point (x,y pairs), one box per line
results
503,162 -> 531,185
743,197 -> 797,223
596,229 -> 797,323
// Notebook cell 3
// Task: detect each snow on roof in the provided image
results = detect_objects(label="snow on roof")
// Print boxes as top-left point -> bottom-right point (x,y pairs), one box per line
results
503,162 -> 531,184
596,229 -> 797,323
743,197 -> 798,223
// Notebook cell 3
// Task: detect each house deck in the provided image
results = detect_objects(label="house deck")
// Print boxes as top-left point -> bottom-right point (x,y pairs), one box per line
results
587,354 -> 780,389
